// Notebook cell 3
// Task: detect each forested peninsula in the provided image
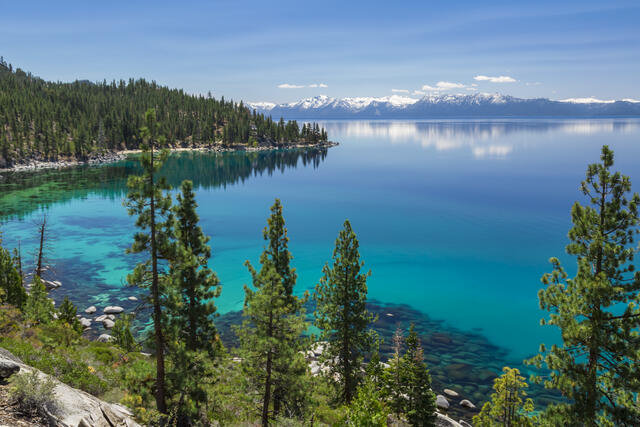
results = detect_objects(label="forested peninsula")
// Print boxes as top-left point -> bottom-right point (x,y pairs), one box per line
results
0,57 -> 331,170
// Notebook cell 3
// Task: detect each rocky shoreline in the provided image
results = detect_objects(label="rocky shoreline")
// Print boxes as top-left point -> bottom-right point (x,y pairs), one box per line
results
0,141 -> 338,174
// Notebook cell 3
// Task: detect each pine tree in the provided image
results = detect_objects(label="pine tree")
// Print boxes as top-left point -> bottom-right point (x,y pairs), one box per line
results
402,324 -> 436,427
314,219 -> 375,403
0,236 -> 27,308
168,179 -> 221,355
166,179 -> 222,422
24,276 -> 54,324
124,108 -> 174,415
113,314 -> 137,352
235,200 -> 308,426
57,296 -> 82,332
528,145 -> 640,425
473,367 -> 536,427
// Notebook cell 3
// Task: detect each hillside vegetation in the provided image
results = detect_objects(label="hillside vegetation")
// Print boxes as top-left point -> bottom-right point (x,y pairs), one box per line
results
0,58 -> 328,167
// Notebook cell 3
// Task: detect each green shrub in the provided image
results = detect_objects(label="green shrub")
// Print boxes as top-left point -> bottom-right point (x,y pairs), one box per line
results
10,369 -> 58,418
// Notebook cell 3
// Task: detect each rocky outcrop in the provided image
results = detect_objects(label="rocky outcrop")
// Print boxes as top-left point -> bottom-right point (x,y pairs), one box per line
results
0,348 -> 140,427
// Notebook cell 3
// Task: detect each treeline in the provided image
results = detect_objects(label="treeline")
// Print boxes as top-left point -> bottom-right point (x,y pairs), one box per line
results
1,112 -> 640,426
0,57 -> 328,166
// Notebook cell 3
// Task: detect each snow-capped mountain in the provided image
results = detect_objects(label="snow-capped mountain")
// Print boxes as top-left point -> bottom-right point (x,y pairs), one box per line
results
247,94 -> 640,119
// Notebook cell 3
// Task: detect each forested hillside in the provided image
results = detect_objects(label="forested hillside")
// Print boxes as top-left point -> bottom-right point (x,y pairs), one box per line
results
0,58 -> 328,167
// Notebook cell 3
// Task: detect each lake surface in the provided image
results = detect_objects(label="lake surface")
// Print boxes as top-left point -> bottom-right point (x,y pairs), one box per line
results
2,119 -> 640,407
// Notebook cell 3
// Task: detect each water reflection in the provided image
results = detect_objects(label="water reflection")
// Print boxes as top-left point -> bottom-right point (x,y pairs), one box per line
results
0,147 -> 329,220
323,120 -> 640,157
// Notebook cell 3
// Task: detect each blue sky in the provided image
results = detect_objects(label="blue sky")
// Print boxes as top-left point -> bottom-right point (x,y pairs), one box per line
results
2,0 -> 639,103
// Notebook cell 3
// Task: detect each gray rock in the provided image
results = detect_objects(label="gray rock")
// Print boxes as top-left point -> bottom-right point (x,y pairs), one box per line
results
444,388 -> 459,397
459,421 -> 473,427
0,349 -> 141,426
79,318 -> 92,328
107,314 -> 116,320
128,296 -> 138,301
436,394 -> 450,410
0,359 -> 20,379
435,413 -> 463,427
95,314 -> 108,322
102,319 -> 115,329
460,399 -> 476,409
84,306 -> 97,314
104,306 -> 124,314
97,334 -> 114,343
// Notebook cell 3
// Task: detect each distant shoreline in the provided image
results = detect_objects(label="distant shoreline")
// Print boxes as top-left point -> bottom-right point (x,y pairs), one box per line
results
0,141 -> 338,174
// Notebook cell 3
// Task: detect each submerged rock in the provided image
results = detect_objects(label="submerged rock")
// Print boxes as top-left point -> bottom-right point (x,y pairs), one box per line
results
102,319 -> 115,329
95,314 -> 107,322
104,306 -> 124,314
460,399 -> 476,409
128,296 -> 138,302
444,388 -> 459,397
84,306 -> 97,314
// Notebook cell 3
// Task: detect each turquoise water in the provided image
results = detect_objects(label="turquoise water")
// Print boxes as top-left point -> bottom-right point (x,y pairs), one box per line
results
2,119 -> 640,367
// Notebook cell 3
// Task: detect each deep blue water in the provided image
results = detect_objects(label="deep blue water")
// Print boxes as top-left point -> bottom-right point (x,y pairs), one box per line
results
2,118 -> 640,369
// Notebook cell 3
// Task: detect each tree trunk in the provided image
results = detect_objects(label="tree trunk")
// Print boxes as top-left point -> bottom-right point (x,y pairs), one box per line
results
36,217 -> 46,278
149,144 -> 167,414
262,309 -> 274,427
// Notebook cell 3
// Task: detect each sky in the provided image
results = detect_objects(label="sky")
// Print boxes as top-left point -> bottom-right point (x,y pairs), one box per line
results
1,0 -> 639,103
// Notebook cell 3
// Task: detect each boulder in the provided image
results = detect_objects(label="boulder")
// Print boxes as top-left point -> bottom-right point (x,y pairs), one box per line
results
459,421 -> 473,427
84,306 -> 97,314
102,319 -> 115,329
443,388 -> 459,397
127,296 -> 138,302
95,314 -> 108,322
0,347 -> 141,426
0,359 -> 20,379
103,306 -> 124,314
97,334 -> 114,343
79,318 -> 92,328
460,399 -> 476,409
436,395 -> 450,410
435,413 -> 463,427
107,314 -> 116,320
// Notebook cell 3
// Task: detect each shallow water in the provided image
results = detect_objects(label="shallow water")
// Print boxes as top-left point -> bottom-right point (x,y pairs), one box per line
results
2,119 -> 640,407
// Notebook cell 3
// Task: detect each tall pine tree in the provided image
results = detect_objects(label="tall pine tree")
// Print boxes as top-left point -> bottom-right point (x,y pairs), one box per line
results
314,219 -> 374,403
166,179 -> 222,423
528,145 -> 640,425
236,200 -> 308,426
124,108 -> 173,415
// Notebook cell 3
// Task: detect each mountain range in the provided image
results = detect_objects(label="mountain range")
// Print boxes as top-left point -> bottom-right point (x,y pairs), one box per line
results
247,94 -> 640,119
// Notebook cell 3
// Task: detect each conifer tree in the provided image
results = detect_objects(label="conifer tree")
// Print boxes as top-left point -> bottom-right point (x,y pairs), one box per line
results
124,108 -> 174,414
528,145 -> 640,425
314,219 -> 374,403
57,296 -> 82,332
402,324 -> 436,427
236,200 -> 308,426
113,314 -> 137,352
473,367 -> 536,427
166,179 -> 222,421
168,179 -> 221,354
24,276 -> 54,324
0,236 -> 27,308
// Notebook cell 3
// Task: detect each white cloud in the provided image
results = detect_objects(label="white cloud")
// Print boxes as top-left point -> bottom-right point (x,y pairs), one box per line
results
278,83 -> 305,89
436,81 -> 465,89
421,85 -> 438,91
309,83 -> 328,88
392,88 -> 409,93
465,87 -> 478,91
413,90 -> 426,96
474,75 -> 516,83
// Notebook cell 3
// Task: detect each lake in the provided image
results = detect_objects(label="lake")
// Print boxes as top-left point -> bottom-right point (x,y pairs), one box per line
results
2,118 -> 640,407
